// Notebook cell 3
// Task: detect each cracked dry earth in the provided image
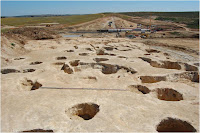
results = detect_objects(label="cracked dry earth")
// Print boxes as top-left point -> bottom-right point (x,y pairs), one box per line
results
1,37 -> 199,132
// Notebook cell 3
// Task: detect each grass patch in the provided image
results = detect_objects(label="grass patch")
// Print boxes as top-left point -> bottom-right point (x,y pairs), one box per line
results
187,19 -> 199,29
1,14 -> 103,26
169,32 -> 181,35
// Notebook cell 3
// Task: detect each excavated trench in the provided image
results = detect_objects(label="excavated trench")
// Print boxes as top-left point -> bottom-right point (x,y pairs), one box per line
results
156,88 -> 183,101
67,103 -> 99,120
139,57 -> 181,70
156,117 -> 196,132
79,62 -> 137,75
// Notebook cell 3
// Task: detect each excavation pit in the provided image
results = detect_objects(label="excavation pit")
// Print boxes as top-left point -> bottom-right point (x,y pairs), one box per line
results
146,49 -> 160,53
61,64 -> 73,74
23,69 -> 36,73
31,81 -> 42,91
79,53 -> 89,56
56,56 -> 67,60
14,57 -> 25,60
65,50 -> 74,52
156,88 -> 183,101
93,58 -> 109,63
30,61 -> 43,65
53,62 -> 65,65
69,60 -> 80,66
132,85 -> 150,94
140,76 -> 166,83
1,69 -> 20,74
156,117 -> 196,132
67,103 -> 99,120
22,129 -> 53,132
140,57 -> 181,70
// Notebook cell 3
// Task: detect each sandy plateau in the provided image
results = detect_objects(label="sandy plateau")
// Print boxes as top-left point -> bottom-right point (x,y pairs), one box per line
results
1,17 -> 199,132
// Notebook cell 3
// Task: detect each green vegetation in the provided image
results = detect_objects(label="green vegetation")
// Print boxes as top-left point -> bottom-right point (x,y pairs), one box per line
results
155,17 -> 176,21
120,12 -> 199,29
1,14 -> 103,26
187,19 -> 199,29
120,12 -> 199,18
169,32 -> 181,35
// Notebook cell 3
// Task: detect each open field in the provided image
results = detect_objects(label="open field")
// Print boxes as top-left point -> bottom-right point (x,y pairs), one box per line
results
1,14 -> 103,26
1,14 -> 199,132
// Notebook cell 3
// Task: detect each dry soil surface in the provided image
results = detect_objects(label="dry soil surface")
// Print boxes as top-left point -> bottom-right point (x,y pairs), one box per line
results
1,36 -> 199,132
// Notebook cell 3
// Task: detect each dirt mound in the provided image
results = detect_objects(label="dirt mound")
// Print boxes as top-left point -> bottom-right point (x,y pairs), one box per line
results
4,27 -> 56,40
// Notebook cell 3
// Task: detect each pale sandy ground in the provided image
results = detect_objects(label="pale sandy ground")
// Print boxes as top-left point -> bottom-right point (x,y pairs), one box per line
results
1,36 -> 199,132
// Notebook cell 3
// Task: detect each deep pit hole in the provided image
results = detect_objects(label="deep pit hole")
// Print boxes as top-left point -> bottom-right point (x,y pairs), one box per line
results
23,69 -> 36,73
67,103 -> 99,120
30,61 -> 43,65
93,58 -> 109,63
156,88 -> 183,101
79,53 -> 89,56
140,76 -> 166,83
156,117 -> 196,132
56,56 -> 67,60
131,85 -> 150,94
22,129 -> 53,132
69,60 -> 80,66
146,49 -> 160,53
61,64 -> 73,74
1,69 -> 20,74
